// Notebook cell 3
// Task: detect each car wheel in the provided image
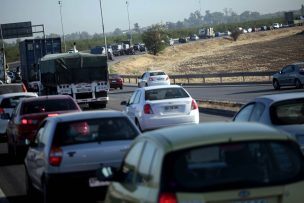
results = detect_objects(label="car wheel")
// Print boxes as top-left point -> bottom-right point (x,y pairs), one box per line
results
120,86 -> 123,90
145,83 -> 148,87
295,79 -> 302,89
273,80 -> 280,90
137,83 -> 141,88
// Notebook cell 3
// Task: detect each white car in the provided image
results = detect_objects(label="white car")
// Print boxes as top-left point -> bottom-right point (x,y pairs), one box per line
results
121,85 -> 199,131
137,70 -> 170,87
0,92 -> 38,141
273,23 -> 280,29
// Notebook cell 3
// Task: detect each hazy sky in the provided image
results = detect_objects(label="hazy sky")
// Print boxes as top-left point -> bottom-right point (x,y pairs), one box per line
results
0,0 -> 303,37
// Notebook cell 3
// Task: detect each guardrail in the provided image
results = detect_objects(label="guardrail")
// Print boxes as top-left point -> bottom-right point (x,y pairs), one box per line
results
121,71 -> 277,85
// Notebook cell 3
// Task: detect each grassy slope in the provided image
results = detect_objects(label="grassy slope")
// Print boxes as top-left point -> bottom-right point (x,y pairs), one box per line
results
111,26 -> 304,75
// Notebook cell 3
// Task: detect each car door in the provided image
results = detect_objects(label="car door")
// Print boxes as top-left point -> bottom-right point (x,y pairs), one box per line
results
279,66 -> 292,85
106,141 -> 146,203
25,120 -> 49,189
125,90 -> 142,122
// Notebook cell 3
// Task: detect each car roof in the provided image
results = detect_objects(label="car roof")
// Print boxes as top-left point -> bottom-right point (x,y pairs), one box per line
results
256,92 -> 304,103
47,110 -> 128,123
145,70 -> 166,73
292,62 -> 304,66
21,95 -> 75,103
140,122 -> 293,153
0,92 -> 38,99
141,84 -> 181,91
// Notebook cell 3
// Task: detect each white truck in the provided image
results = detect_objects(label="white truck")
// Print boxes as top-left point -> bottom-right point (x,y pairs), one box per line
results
198,27 -> 215,39
38,52 -> 109,108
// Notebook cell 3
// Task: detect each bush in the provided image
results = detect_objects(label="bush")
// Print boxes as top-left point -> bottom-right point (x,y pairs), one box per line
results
231,30 -> 242,41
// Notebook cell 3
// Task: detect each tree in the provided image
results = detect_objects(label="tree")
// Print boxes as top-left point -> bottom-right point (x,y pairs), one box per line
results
142,24 -> 167,55
134,23 -> 140,33
113,28 -> 123,36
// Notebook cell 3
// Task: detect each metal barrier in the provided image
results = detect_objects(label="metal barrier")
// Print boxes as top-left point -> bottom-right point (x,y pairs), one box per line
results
121,71 -> 277,85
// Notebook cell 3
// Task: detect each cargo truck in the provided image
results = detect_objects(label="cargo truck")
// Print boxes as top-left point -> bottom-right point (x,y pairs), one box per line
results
19,38 -> 62,83
39,51 -> 109,108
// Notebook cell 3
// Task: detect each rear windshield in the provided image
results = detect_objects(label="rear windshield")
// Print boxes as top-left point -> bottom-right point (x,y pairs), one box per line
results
21,99 -> 78,115
150,72 -> 166,76
162,141 -> 304,192
145,88 -> 189,100
0,96 -> 34,108
52,117 -> 139,146
270,99 -> 304,125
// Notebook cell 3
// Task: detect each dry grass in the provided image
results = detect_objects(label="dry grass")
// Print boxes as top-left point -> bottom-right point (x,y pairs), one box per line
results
111,26 -> 304,75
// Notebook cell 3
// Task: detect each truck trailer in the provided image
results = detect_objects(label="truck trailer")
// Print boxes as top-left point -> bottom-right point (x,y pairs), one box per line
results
39,52 -> 109,108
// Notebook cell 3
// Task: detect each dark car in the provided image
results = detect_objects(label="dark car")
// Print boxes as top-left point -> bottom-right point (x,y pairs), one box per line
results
6,95 -> 81,159
109,74 -> 123,90
272,62 -> 304,90
178,37 -> 188,43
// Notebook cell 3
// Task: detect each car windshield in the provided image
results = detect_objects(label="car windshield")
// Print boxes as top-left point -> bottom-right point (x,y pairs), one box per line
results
145,88 -> 189,100
21,99 -> 78,115
270,99 -> 304,125
162,141 -> 304,192
52,117 -> 139,146
0,96 -> 34,108
150,72 -> 166,76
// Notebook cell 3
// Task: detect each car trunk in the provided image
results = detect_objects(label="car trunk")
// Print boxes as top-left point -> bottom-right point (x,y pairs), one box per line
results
148,98 -> 192,116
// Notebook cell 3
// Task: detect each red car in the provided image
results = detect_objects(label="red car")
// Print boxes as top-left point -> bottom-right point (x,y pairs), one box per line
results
109,74 -> 123,89
6,95 -> 81,159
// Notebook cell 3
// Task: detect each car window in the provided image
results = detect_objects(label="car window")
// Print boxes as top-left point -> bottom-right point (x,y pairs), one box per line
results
233,103 -> 255,121
249,102 -> 265,122
21,98 -> 78,115
52,117 -> 139,146
282,66 -> 293,74
162,141 -> 304,192
150,72 -> 166,76
133,91 -> 141,104
129,90 -> 139,105
120,141 -> 145,184
0,96 -> 33,108
270,99 -> 304,125
145,87 -> 189,101
137,141 -> 157,185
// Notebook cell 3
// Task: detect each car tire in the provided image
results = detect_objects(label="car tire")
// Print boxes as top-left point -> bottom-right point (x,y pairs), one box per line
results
120,86 -> 123,90
273,80 -> 280,90
145,83 -> 148,87
295,79 -> 302,89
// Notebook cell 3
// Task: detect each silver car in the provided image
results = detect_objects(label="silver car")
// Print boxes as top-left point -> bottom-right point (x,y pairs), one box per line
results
0,92 -> 38,141
272,62 -> 304,90
24,110 -> 141,203
137,70 -> 170,87
233,92 -> 304,153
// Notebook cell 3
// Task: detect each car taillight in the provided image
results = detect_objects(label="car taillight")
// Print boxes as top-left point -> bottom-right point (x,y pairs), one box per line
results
159,193 -> 177,203
191,99 -> 198,110
49,147 -> 63,167
22,83 -> 27,92
144,104 -> 153,114
21,119 -> 34,125
48,113 -> 59,117
0,108 -> 4,114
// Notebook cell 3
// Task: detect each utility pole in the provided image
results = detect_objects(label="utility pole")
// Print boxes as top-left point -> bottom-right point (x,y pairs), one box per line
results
126,1 -> 132,45
99,0 -> 108,59
58,1 -> 67,52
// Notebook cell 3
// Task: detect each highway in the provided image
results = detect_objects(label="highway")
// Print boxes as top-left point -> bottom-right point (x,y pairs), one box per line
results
0,83 -> 302,203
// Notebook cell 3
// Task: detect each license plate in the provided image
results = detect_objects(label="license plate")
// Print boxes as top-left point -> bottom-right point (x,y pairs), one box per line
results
112,80 -> 116,82
165,106 -> 178,111
88,177 -> 109,187
157,78 -> 164,80
231,199 -> 267,203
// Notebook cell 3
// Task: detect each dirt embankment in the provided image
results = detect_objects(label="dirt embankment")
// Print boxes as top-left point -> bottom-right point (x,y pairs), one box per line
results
111,26 -> 304,75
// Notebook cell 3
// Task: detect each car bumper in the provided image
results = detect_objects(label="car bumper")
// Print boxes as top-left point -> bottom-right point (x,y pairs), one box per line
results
139,111 -> 199,131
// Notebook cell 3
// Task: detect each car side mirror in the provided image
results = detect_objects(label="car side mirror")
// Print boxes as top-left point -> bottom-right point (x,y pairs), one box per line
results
96,166 -> 116,182
1,113 -> 10,120
120,101 -> 128,106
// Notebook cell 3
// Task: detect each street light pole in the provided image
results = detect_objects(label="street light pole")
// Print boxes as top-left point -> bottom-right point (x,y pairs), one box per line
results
126,1 -> 132,45
99,0 -> 108,59
58,1 -> 67,52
